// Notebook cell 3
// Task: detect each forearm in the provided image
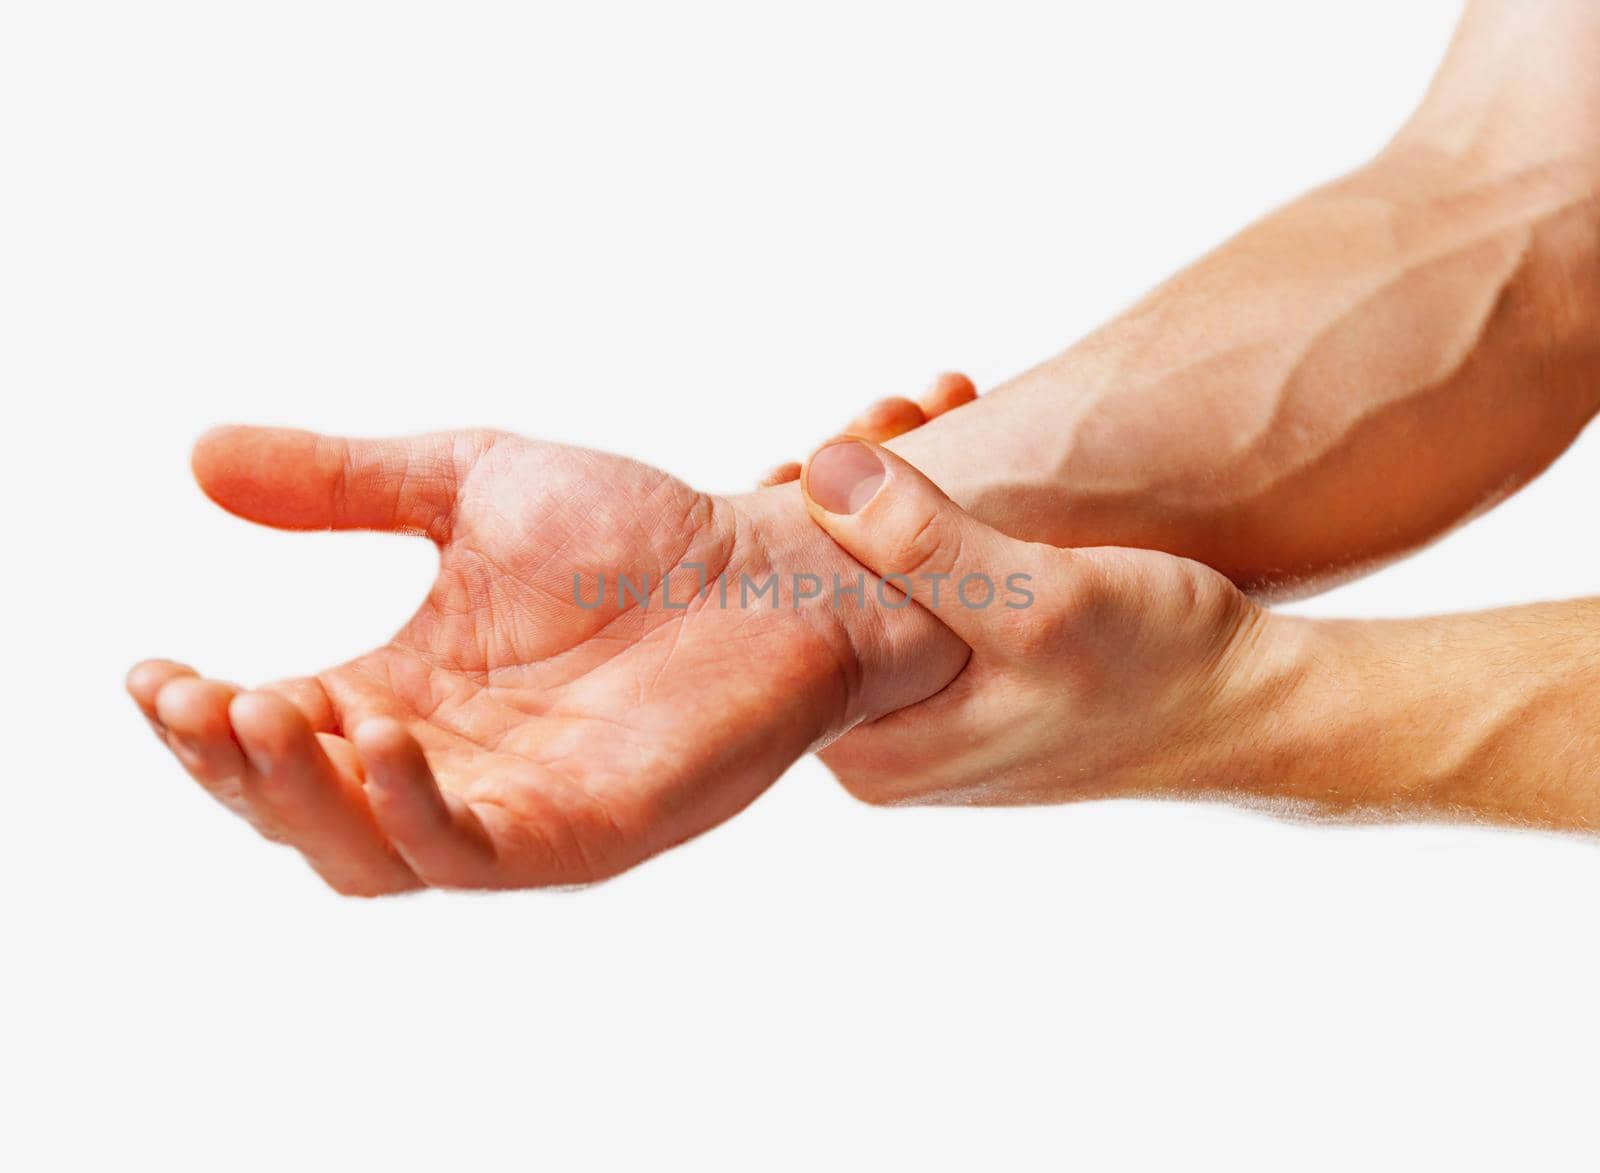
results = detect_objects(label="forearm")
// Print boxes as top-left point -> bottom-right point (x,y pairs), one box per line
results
890,2 -> 1600,597
1202,599 -> 1600,832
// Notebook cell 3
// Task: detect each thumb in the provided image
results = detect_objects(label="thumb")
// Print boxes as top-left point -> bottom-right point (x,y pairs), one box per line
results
801,438 -> 1042,647
191,426 -> 494,540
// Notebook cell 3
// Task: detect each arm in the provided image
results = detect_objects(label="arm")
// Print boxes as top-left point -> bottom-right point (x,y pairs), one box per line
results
884,0 -> 1600,597
126,1 -> 1598,891
1225,602 -> 1600,830
800,438 -> 1600,832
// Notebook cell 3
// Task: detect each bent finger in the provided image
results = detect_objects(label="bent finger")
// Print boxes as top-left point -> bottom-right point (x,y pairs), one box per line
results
802,438 -> 1051,647
918,371 -> 977,419
127,659 -> 197,736
154,675 -> 253,808
230,691 -> 419,896
757,461 -> 803,488
354,719 -> 498,888
843,397 -> 927,444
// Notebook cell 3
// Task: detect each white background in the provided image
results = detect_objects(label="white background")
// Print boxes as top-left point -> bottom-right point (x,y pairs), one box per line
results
5,1 -> 1598,1169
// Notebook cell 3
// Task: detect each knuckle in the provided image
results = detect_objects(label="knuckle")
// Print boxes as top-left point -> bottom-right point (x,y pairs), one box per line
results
243,769 -> 295,809
244,759 -> 309,809
994,553 -> 1096,658
887,509 -> 961,580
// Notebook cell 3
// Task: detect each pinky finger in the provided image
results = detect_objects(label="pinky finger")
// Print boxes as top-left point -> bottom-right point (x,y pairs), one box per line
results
354,719 -> 498,889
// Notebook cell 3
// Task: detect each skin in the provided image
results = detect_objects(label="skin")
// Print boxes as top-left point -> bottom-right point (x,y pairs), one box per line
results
801,438 -> 1260,807
131,428 -> 967,894
877,0 -> 1600,598
789,0 -> 1600,822
128,0 -> 1600,889
802,439 -> 1600,831
757,371 -> 976,487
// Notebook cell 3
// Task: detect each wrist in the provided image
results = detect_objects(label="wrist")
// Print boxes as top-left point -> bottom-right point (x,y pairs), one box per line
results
1138,605 -> 1318,806
1174,612 -> 1458,820
1202,615 -> 1396,816
723,482 -> 970,735
1193,608 -> 1600,831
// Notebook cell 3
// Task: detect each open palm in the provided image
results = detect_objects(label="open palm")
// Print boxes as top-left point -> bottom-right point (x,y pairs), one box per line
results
129,427 -> 965,893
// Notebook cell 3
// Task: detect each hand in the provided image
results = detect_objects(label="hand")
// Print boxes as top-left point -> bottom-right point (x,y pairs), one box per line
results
757,371 -> 976,487
798,438 -> 1267,805
128,428 -> 967,893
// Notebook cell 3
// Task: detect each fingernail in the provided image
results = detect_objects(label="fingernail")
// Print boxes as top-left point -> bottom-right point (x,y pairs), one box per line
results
806,441 -> 885,514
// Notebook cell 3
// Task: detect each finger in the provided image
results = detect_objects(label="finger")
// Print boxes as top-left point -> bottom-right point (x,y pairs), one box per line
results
154,675 -> 252,806
229,691 -> 419,896
191,425 -> 499,540
139,667 -> 289,841
801,439 -> 1048,647
354,719 -> 498,888
757,381 -> 962,492
259,674 -> 339,734
127,659 -> 197,735
756,461 -> 803,488
918,371 -> 977,419
842,397 -> 927,443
